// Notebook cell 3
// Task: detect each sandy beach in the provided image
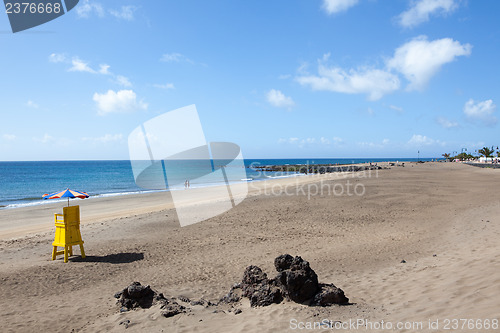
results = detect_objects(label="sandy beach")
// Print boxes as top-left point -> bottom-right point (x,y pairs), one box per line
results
0,162 -> 499,332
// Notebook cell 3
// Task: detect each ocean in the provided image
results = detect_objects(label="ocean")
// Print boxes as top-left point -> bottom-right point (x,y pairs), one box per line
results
0,158 -> 436,209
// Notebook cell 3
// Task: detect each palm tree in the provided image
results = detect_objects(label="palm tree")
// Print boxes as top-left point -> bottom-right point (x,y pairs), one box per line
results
478,146 -> 495,162
456,152 -> 472,161
442,153 -> 451,161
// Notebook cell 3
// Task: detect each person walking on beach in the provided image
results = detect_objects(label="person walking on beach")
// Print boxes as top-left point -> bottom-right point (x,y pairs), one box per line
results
184,180 -> 188,189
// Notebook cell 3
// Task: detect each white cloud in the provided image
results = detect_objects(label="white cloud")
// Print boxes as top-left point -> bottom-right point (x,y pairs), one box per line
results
52,55 -> 135,88
279,137 -> 299,145
387,35 -> 472,90
160,53 -> 194,64
463,99 -> 497,126
82,134 -> 123,143
389,105 -> 404,112
408,134 -> 445,146
333,137 -> 344,145
76,0 -> 104,18
49,53 -> 65,63
409,134 -> 429,145
99,64 -> 110,75
279,136 -> 341,147
322,0 -> 359,14
69,58 -> 113,77
115,75 -> 132,87
161,53 -> 182,62
51,54 -> 99,74
109,5 -> 136,20
296,54 -> 400,101
153,83 -> 175,90
93,90 -> 147,115
26,100 -> 39,108
436,116 -> 459,128
297,37 -> 470,99
278,74 -> 292,80
320,137 -> 330,144
76,1 -> 138,21
358,139 -> 390,148
297,62 -> 309,75
32,134 -> 72,146
398,0 -> 458,28
2,134 -> 16,141
34,134 -> 54,144
266,89 -> 295,108
69,57 -> 96,73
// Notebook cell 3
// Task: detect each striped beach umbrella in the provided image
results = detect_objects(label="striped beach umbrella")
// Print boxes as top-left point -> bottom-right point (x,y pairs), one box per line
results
43,188 -> 89,206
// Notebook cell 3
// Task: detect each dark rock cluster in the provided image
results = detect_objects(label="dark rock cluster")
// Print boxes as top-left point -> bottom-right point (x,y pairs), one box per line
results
312,283 -> 350,306
114,282 -> 156,309
241,265 -> 283,306
160,302 -> 186,318
114,282 -> 187,318
274,254 -> 319,303
113,254 -> 349,323
221,254 -> 349,307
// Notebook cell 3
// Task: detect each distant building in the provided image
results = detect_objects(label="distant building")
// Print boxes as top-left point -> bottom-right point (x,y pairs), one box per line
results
478,157 -> 499,163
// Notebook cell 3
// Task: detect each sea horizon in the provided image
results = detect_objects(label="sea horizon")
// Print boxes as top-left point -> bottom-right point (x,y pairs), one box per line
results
0,157 -> 440,162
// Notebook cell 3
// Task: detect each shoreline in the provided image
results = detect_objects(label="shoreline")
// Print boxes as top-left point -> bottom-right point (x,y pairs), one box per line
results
0,163 -> 380,240
0,159 -> 437,210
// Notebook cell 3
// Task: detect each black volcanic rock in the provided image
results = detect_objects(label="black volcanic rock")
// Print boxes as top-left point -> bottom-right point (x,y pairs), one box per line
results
274,255 -> 319,303
241,265 -> 268,294
274,254 -> 294,272
311,283 -> 349,306
115,282 -> 188,318
116,282 -> 156,310
247,280 -> 283,307
219,284 -> 243,304
240,265 -> 282,307
160,301 -> 186,318
222,254 -> 349,307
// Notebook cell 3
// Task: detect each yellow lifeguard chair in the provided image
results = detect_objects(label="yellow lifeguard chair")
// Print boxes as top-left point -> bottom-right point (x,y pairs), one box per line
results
51,205 -> 86,263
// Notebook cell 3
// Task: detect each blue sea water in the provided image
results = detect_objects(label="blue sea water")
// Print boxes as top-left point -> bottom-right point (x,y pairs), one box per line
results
0,158 -> 436,209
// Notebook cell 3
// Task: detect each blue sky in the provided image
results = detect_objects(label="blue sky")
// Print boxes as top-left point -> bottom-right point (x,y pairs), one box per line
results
0,0 -> 499,160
